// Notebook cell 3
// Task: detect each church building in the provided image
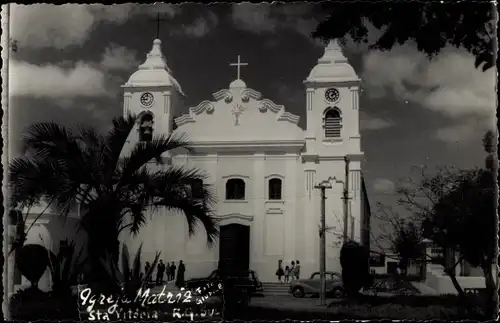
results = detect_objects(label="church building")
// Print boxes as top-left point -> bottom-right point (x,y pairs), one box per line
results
119,38 -> 372,282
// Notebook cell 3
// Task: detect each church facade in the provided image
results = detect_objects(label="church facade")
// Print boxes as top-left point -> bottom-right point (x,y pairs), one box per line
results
119,38 -> 371,282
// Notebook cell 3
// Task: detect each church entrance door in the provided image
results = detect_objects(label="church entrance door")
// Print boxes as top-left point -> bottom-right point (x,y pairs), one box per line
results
219,224 -> 250,274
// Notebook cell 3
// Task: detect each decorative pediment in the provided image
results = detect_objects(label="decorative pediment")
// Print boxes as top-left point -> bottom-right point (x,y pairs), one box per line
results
174,82 -> 300,128
258,99 -> 300,125
214,213 -> 254,226
174,100 -> 215,126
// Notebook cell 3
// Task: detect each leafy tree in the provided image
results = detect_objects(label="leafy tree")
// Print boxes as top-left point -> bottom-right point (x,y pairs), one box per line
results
395,165 -> 477,297
9,114 -> 219,285
313,1 -> 495,71
373,204 -> 426,275
427,167 -> 496,317
47,240 -> 86,297
392,222 -> 424,275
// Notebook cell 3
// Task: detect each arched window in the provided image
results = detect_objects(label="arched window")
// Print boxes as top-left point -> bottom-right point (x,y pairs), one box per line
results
324,108 -> 342,138
188,179 -> 204,199
268,178 -> 282,200
139,113 -> 154,142
226,178 -> 246,200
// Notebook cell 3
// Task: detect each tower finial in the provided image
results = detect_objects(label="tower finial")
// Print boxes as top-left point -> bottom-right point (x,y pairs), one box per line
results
149,13 -> 168,39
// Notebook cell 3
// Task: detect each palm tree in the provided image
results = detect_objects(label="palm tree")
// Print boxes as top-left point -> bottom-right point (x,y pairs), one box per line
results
9,114 -> 219,285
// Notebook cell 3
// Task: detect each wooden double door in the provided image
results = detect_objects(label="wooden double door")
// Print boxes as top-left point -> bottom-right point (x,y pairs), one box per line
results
219,224 -> 250,273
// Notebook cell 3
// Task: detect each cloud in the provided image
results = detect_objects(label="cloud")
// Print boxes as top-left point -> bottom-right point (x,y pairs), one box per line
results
178,11 -> 218,38
232,3 -> 277,33
362,43 -> 496,143
11,4 -> 96,49
373,178 -> 395,194
100,44 -> 140,72
360,111 -> 395,131
362,45 -> 496,119
434,116 -> 495,144
231,3 -> 325,45
10,4 -> 181,49
10,60 -> 111,99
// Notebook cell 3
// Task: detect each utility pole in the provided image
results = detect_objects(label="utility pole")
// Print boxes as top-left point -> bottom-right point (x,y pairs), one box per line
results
343,156 -> 350,243
314,180 -> 332,306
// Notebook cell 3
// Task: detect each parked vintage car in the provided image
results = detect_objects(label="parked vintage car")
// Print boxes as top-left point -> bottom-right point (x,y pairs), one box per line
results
289,271 -> 344,298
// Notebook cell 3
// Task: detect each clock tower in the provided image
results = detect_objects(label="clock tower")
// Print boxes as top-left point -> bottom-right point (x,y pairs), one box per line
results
121,38 -> 185,146
301,40 -> 364,271
303,39 -> 362,158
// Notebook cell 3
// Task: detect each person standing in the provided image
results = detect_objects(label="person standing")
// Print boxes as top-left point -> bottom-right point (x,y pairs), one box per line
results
166,262 -> 171,281
294,260 -> 301,280
175,260 -> 186,289
170,261 -> 177,282
156,260 -> 166,285
289,261 -> 295,281
275,260 -> 285,283
284,266 -> 291,284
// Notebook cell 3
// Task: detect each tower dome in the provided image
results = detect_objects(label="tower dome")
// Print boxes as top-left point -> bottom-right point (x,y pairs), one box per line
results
123,38 -> 185,95
305,39 -> 360,84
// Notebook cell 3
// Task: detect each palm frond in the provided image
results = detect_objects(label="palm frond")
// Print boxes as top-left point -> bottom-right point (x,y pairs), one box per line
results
121,244 -> 131,284
132,244 -> 143,280
142,250 -> 161,290
119,132 -> 192,182
21,122 -> 74,158
103,114 -> 138,183
9,156 -> 69,208
157,189 -> 219,247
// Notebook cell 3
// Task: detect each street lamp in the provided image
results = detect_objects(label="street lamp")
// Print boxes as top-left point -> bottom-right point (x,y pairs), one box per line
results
314,180 -> 332,306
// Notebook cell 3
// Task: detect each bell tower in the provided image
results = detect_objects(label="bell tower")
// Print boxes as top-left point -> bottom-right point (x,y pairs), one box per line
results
303,39 -> 362,158
300,40 -> 364,275
121,38 -> 185,145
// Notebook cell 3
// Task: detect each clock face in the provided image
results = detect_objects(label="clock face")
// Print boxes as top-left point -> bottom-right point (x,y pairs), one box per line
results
140,92 -> 154,107
325,88 -> 340,103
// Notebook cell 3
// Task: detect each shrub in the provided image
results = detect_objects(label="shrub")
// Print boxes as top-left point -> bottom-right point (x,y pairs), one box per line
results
48,240 -> 86,296
10,287 -> 79,320
16,244 -> 50,288
340,240 -> 371,297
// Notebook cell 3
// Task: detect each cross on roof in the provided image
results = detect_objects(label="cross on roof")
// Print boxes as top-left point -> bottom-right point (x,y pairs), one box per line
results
229,55 -> 248,80
149,13 -> 169,39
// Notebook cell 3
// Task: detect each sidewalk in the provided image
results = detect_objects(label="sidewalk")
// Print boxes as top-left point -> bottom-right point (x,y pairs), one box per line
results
410,281 -> 439,295
250,295 -> 341,311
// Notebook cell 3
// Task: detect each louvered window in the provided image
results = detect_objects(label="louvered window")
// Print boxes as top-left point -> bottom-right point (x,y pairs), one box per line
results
324,109 -> 342,138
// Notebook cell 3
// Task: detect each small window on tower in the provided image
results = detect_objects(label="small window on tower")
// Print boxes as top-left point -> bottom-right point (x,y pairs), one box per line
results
268,178 -> 282,200
324,108 -> 342,138
139,113 -> 154,142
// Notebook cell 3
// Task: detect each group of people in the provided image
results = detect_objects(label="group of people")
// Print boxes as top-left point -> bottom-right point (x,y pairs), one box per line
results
144,260 -> 186,288
275,260 -> 301,283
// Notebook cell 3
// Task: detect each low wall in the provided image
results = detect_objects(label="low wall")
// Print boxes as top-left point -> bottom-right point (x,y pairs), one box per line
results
425,266 -> 486,295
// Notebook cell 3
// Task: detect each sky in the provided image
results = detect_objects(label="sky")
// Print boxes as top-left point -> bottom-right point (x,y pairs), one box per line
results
7,3 -> 497,250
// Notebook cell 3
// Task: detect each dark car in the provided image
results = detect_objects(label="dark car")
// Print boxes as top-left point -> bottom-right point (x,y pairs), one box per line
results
289,271 -> 344,298
185,269 -> 263,295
